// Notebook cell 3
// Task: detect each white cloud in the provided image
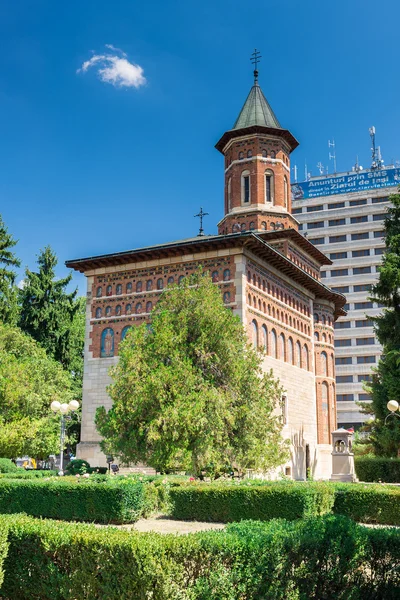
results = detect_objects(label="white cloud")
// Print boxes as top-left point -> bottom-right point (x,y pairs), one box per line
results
77,46 -> 146,89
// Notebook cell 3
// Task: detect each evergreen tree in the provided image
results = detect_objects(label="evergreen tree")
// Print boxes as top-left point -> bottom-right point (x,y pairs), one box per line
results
19,246 -> 84,391
0,214 -> 20,325
96,270 -> 288,477
358,189 -> 400,456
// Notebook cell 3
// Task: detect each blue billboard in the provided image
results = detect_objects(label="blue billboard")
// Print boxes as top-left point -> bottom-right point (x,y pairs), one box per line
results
291,167 -> 400,200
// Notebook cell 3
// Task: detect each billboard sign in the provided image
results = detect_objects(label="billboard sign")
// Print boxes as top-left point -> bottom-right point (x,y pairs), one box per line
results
291,167 -> 400,200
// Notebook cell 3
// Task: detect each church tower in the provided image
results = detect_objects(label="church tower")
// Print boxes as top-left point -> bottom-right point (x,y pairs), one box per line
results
216,64 -> 299,235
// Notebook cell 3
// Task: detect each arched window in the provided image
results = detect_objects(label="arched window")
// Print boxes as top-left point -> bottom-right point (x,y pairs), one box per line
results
314,331 -> 319,341
253,296 -> 257,308
146,301 -> 152,313
249,221 -> 255,230
252,320 -> 258,348
270,150 -> 276,159
279,333 -> 286,361
296,341 -> 302,367
232,223 -> 240,233
265,170 -> 274,204
126,304 -> 132,315
157,278 -> 163,290
96,286 -> 102,297
247,150 -> 252,158
284,176 -> 288,208
238,151 -> 244,160
241,170 -> 251,204
288,337 -> 294,364
178,275 -> 185,284
261,221 -> 267,230
105,306 -> 112,317
322,333 -> 327,343
121,326 -> 132,341
227,178 -> 232,211
271,329 -> 277,358
223,269 -> 230,281
241,223 -> 246,232
321,351 -> 328,376
247,293 -> 251,305
331,354 -> 335,376
314,313 -> 319,323
136,281 -> 142,293
258,299 -> 261,310
303,344 -> 309,370
101,328 -> 114,358
126,282 -> 132,293
262,149 -> 267,157
95,307 -> 102,319
106,285 -> 112,296
322,315 -> 326,325
166,276 -> 173,286
281,394 -> 288,425
223,291 -> 230,304
116,284 -> 122,295
136,302 -> 142,314
146,280 -> 153,291
212,271 -> 219,282
115,305 -> 121,316
262,325 -> 268,351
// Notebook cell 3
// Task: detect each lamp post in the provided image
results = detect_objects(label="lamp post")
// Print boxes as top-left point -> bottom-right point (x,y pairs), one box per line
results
385,400 -> 400,423
50,400 -> 80,474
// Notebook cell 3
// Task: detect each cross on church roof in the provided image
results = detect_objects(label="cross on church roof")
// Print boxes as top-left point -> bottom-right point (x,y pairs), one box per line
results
250,48 -> 262,82
194,207 -> 209,236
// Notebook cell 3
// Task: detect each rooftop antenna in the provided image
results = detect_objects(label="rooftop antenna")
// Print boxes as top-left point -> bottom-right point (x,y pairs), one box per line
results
292,164 -> 298,182
194,207 -> 209,237
250,48 -> 262,82
369,126 -> 384,170
352,156 -> 363,172
328,139 -> 337,173
304,161 -> 311,181
317,161 -> 325,175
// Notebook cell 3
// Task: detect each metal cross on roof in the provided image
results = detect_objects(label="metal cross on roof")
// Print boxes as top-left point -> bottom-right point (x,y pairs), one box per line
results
250,48 -> 262,81
194,207 -> 209,236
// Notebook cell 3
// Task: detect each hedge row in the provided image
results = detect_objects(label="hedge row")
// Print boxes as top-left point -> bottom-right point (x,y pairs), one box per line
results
0,470 -> 58,480
0,513 -> 399,599
169,481 -> 400,525
355,456 -> 400,483
0,479 -> 145,524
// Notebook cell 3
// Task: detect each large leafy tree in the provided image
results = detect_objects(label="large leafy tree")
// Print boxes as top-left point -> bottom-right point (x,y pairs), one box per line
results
96,270 -> 288,477
358,189 -> 400,456
19,246 -> 85,395
0,323 -> 73,459
0,214 -> 20,326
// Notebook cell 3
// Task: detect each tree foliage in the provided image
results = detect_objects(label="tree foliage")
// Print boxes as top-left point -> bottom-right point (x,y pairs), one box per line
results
18,246 -> 85,394
0,214 -> 20,326
359,189 -> 400,456
96,270 -> 288,477
0,323 -> 73,459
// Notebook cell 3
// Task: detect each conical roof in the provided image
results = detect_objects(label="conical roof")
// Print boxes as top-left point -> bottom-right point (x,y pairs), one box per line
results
233,81 -> 281,130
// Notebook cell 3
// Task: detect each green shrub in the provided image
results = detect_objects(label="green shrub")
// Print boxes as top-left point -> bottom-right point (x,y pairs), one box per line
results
0,514 -> 399,599
65,458 -> 90,475
333,483 -> 400,525
0,459 -> 19,474
169,481 -> 335,522
0,515 -> 9,589
0,479 -> 145,524
0,470 -> 58,479
355,457 -> 400,483
87,467 -> 108,475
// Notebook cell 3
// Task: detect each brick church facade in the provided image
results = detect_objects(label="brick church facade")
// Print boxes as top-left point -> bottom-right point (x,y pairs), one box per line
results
67,70 -> 345,479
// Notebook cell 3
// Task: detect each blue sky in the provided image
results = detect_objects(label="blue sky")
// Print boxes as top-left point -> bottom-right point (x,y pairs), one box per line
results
1,1 -> 399,294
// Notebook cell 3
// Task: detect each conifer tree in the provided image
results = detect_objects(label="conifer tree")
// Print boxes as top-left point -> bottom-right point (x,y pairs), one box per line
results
19,246 -> 84,394
358,189 -> 400,455
0,214 -> 21,325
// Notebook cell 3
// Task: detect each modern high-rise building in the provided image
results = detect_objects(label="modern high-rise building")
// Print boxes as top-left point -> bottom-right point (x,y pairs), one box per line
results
292,165 -> 400,429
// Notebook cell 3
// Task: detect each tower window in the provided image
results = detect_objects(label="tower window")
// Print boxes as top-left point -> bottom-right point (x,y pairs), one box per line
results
146,280 -> 153,291
270,151 -> 276,159
227,178 -> 231,212
96,286 -> 102,297
157,278 -> 164,290
284,176 -> 288,208
95,307 -> 102,319
265,170 -> 274,204
249,221 -> 255,230
238,151 -> 244,160
262,149 -> 267,157
247,150 -> 252,158
241,170 -> 250,204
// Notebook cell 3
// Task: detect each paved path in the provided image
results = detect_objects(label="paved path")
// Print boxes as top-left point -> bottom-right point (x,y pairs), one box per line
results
117,517 -> 225,535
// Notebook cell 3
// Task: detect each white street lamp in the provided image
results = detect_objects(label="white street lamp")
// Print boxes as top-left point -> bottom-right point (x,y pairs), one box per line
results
50,399 -> 80,474
387,400 -> 399,413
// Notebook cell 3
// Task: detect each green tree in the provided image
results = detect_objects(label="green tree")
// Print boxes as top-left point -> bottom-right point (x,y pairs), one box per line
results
19,246 -> 85,394
0,214 -> 20,325
96,270 -> 288,477
358,189 -> 400,456
0,323 -> 73,459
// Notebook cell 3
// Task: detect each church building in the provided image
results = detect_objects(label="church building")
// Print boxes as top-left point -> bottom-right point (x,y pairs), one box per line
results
66,65 -> 346,479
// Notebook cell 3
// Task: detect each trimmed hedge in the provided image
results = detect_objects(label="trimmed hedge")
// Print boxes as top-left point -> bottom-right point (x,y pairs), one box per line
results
0,460 -> 18,474
333,483 -> 400,525
355,456 -> 400,483
0,513 -> 399,599
0,516 -> 8,589
0,479 -> 145,524
0,470 -> 58,479
169,482 -> 335,522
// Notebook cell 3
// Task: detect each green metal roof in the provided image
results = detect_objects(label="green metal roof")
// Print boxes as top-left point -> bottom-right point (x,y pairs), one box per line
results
233,81 -> 281,130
